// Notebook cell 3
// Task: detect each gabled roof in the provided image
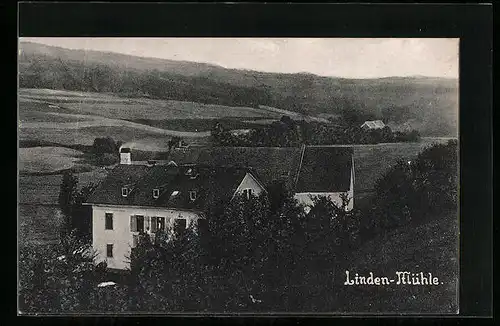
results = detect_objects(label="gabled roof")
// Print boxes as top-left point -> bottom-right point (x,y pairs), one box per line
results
295,146 -> 353,193
361,120 -> 385,129
167,147 -> 303,189
85,164 -> 251,211
164,146 -> 353,193
86,146 -> 355,210
85,164 -> 150,206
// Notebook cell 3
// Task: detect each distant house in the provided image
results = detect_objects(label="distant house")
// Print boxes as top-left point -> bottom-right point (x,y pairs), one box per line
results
360,120 -> 385,131
85,145 -> 354,270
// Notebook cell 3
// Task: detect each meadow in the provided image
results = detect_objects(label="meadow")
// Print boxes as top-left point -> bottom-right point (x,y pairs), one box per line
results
19,147 -> 84,174
352,138 -> 448,193
17,87 -> 453,247
19,170 -> 108,245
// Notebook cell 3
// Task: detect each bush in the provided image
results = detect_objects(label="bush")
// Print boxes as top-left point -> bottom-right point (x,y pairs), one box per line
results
94,153 -> 119,166
92,137 -> 119,155
371,140 -> 458,229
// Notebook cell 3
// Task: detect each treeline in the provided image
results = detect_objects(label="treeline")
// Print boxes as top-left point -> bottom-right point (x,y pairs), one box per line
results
19,54 -> 273,108
211,116 -> 421,147
19,141 -> 457,313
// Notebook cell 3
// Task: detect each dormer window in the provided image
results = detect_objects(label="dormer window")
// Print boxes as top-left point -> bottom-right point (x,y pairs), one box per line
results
121,187 -> 128,197
189,190 -> 197,201
242,188 -> 253,200
152,189 -> 160,199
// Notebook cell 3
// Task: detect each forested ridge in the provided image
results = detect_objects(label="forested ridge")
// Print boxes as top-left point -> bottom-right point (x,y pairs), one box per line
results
19,42 -> 458,137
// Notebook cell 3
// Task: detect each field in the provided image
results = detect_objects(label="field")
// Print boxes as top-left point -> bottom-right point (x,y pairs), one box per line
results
18,88 -> 290,149
17,87 -> 454,247
353,138 -> 448,193
19,170 -> 108,245
19,147 -> 84,174
19,88 -> 280,121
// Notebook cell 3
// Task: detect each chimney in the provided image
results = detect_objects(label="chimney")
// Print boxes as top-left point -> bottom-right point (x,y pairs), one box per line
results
120,147 -> 131,165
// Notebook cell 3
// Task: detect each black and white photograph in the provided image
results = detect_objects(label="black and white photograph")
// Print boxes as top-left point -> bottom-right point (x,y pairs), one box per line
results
18,37 -> 460,315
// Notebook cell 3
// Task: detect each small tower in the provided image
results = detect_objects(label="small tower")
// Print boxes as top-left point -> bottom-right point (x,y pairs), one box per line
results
119,147 -> 131,165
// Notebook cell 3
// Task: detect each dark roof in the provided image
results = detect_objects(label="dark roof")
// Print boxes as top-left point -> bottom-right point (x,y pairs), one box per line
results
165,146 -> 353,192
295,147 -> 353,192
86,146 -> 354,209
167,147 -> 303,189
85,165 -> 150,206
86,164 -> 249,211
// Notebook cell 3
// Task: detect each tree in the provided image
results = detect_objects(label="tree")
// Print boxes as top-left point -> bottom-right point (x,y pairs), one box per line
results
19,231 -> 103,313
91,137 -> 120,166
71,182 -> 98,240
92,137 -> 119,155
58,171 -> 78,228
370,140 -> 458,230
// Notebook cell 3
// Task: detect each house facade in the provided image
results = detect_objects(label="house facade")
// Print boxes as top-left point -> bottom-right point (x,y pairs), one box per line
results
85,145 -> 354,270
84,153 -> 265,270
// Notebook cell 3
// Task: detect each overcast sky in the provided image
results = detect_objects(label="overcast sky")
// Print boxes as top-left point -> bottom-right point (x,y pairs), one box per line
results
21,38 -> 458,79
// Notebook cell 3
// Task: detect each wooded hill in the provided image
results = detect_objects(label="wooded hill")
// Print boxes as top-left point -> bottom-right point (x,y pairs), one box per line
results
19,41 -> 458,137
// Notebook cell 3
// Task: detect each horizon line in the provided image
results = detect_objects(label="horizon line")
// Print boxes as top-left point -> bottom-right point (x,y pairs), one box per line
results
19,40 -> 459,80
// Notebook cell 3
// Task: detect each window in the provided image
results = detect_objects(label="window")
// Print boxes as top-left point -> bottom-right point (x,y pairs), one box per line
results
121,187 -> 128,197
106,244 -> 113,258
189,190 -> 197,201
105,213 -> 113,230
150,216 -> 165,233
242,188 -> 253,200
157,217 -> 166,232
152,188 -> 160,199
131,215 -> 145,233
136,215 -> 145,233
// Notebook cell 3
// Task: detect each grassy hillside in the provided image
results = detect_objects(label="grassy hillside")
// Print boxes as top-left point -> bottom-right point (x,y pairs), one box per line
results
334,210 -> 458,313
19,42 -> 458,137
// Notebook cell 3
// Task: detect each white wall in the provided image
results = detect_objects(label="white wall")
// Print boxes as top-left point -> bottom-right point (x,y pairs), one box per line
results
234,173 -> 265,197
295,160 -> 355,212
92,205 -> 201,270
294,190 -> 353,211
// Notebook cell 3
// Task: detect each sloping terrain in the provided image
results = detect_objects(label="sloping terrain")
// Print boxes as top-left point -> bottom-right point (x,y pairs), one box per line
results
19,41 -> 458,137
334,211 -> 459,314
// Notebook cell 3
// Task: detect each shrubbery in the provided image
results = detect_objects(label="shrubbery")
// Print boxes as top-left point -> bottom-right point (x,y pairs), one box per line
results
369,139 -> 458,231
89,137 -> 121,166
21,141 -> 457,313
212,117 -> 421,147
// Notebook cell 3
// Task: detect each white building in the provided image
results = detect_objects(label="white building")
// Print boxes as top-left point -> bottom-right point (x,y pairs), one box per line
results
85,145 -> 355,271
360,120 -> 385,131
84,151 -> 265,270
